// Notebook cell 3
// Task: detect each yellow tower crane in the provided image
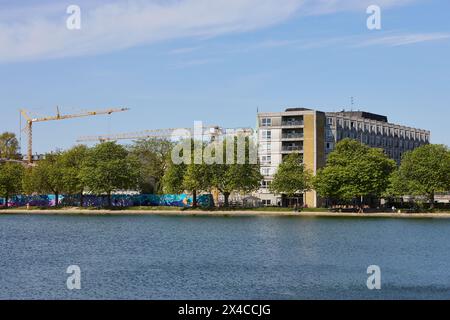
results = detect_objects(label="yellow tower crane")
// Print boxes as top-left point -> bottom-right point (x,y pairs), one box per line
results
20,107 -> 129,164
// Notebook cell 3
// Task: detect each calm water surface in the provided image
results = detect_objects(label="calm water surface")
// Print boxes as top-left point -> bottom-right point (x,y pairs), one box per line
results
1,214 -> 450,299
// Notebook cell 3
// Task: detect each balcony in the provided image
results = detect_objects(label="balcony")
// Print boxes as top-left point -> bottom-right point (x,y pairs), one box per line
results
281,145 -> 303,152
282,133 -> 304,140
281,120 -> 304,127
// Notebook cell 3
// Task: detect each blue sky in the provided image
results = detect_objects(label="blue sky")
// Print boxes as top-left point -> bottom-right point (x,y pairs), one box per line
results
0,0 -> 449,154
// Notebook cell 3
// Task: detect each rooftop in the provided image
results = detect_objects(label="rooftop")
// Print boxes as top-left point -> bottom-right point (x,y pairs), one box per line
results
327,110 -> 388,123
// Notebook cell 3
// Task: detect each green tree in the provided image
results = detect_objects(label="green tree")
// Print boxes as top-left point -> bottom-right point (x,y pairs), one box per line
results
183,159 -> 211,207
162,160 -> 186,194
270,153 -> 313,197
314,139 -> 396,210
161,139 -> 210,206
210,137 -> 262,207
60,145 -> 89,206
390,144 -> 450,208
22,167 -> 36,196
129,138 -> 173,194
80,142 -> 140,207
31,152 -> 65,206
0,162 -> 24,208
0,132 -> 20,159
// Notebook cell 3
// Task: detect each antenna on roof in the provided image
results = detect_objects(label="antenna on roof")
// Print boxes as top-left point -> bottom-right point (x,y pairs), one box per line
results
350,96 -> 355,111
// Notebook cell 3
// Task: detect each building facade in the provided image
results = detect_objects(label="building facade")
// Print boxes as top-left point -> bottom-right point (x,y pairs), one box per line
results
256,108 -> 430,208
256,108 -> 326,208
325,111 -> 430,164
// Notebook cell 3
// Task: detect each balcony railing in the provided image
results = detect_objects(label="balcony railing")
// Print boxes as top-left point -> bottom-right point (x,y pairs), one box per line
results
282,146 -> 303,152
282,133 -> 304,139
281,120 -> 304,126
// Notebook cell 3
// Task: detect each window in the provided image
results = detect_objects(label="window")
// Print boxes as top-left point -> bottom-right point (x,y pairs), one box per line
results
326,142 -> 334,150
262,200 -> 272,206
261,130 -> 272,140
261,118 -> 272,127
326,129 -> 334,139
327,117 -> 334,125
261,155 -> 272,164
261,180 -> 272,189
261,168 -> 271,176
260,143 -> 272,153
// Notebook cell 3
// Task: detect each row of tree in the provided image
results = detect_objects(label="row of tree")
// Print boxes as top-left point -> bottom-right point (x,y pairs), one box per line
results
0,132 -> 262,208
0,132 -> 175,207
162,137 -> 262,207
1,131 -> 449,209
269,139 -> 450,209
1,143 -> 141,207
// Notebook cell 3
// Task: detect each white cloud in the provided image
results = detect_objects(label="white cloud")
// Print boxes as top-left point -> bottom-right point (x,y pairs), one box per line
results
0,0 -> 418,62
301,0 -> 416,15
356,33 -> 450,47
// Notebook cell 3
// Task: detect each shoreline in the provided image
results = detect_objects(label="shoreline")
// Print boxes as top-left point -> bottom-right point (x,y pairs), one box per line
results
1,208 -> 450,219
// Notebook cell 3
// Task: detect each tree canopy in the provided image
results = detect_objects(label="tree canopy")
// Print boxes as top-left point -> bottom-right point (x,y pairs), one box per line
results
0,132 -> 20,159
0,162 -> 24,207
80,142 -> 140,207
30,152 -> 65,206
209,137 -> 262,207
59,145 -> 89,205
314,139 -> 396,205
389,144 -> 450,207
128,138 -> 173,194
269,153 -> 312,197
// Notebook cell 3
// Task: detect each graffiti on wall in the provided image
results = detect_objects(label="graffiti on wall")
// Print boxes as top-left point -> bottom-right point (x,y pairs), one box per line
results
0,194 -> 213,208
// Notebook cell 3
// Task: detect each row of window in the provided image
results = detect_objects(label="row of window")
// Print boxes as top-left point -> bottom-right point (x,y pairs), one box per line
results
328,118 -> 429,141
336,131 -> 424,149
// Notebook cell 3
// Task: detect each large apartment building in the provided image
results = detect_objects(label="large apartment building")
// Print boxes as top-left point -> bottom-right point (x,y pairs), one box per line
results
256,108 -> 430,208
325,111 -> 430,164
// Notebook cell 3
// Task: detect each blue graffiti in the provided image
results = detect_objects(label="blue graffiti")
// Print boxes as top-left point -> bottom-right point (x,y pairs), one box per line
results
0,194 -> 213,208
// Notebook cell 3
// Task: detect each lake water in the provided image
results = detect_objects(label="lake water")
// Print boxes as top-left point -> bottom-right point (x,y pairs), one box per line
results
1,214 -> 450,300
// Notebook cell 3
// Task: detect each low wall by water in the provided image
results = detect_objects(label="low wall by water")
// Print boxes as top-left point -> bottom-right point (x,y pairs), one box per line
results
0,194 -> 213,208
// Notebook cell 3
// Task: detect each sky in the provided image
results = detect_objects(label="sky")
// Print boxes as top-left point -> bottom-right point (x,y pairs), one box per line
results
0,0 -> 449,154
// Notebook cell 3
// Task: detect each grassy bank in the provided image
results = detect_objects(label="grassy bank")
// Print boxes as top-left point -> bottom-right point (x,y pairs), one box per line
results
0,206 -> 448,214
1,206 -> 450,219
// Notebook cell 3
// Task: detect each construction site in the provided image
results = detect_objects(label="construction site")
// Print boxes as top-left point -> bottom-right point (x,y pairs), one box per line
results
0,107 -> 253,165
0,106 -> 257,209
